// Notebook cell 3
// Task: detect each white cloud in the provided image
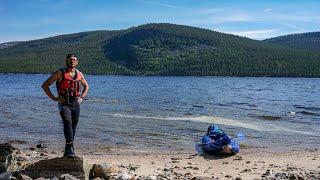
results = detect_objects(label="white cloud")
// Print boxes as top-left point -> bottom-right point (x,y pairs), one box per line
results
283,23 -> 298,29
220,29 -> 279,40
137,0 -> 179,8
270,13 -> 320,23
180,13 -> 255,26
0,33 -> 62,44
195,8 -> 225,15
264,8 -> 272,12
214,13 -> 255,23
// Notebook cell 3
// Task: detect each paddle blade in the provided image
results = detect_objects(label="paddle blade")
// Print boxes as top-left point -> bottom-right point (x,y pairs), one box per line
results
195,144 -> 205,155
235,132 -> 246,141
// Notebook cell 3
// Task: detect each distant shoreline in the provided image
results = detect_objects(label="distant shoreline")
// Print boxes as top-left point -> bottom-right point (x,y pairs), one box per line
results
1,72 -> 320,78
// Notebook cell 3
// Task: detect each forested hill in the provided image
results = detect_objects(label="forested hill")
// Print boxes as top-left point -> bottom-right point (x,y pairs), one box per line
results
264,32 -> 320,51
0,30 -> 132,74
0,41 -> 22,49
0,23 -> 320,77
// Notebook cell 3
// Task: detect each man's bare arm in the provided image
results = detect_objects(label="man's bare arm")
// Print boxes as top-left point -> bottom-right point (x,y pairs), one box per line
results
80,75 -> 89,99
41,71 -> 61,102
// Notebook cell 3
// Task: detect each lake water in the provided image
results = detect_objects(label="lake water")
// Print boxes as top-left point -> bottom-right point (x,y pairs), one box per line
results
0,74 -> 319,153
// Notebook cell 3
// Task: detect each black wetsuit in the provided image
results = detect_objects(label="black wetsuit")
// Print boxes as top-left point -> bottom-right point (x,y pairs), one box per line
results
58,98 -> 80,144
56,68 -> 81,145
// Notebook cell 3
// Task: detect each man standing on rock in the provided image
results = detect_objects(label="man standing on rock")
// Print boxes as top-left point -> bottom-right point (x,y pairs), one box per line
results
41,54 -> 89,158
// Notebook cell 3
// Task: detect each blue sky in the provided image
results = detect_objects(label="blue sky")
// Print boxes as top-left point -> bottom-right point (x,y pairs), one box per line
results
1,0 -> 319,43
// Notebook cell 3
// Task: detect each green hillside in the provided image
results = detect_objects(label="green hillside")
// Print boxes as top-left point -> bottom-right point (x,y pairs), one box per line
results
0,30 -> 132,75
0,23 -> 320,77
264,32 -> 320,51
104,23 -> 320,76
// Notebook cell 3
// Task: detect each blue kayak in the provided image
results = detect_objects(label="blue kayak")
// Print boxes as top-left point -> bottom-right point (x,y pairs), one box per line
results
200,124 -> 240,155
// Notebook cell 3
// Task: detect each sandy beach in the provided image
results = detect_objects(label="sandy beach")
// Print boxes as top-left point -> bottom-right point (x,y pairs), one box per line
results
2,141 -> 319,180
84,149 -> 320,179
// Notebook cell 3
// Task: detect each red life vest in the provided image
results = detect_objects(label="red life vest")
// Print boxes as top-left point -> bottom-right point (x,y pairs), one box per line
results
56,68 -> 83,98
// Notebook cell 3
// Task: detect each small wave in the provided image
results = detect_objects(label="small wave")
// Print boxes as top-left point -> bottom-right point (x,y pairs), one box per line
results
164,108 -> 176,112
256,115 -> 282,121
294,105 -> 320,112
192,105 -> 204,108
184,112 -> 193,116
298,111 -> 320,116
217,103 -> 229,107
106,113 -> 319,136
108,113 -> 304,132
232,102 -> 257,107
287,111 -> 296,115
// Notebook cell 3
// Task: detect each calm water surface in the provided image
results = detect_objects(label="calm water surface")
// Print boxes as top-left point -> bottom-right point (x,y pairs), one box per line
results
0,74 -> 319,153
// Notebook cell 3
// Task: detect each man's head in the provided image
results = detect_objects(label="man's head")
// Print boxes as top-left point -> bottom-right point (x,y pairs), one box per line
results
65,54 -> 78,68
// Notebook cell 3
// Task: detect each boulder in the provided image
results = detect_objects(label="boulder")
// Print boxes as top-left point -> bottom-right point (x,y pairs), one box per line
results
0,172 -> 12,179
91,163 -> 118,179
23,156 -> 92,180
0,143 -> 17,173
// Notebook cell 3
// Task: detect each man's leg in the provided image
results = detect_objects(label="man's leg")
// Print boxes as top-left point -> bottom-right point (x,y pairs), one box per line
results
71,102 -> 80,140
59,106 -> 75,157
60,106 -> 74,143
69,102 -> 80,156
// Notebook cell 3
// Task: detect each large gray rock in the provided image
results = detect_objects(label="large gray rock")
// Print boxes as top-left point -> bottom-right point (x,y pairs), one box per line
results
91,163 -> 118,179
0,143 -> 17,173
0,172 -> 12,179
23,157 -> 92,180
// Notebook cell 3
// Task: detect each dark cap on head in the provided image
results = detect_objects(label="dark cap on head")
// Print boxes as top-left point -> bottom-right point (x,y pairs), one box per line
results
66,53 -> 77,59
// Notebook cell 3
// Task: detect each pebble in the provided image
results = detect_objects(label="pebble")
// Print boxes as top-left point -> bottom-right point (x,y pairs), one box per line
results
129,166 -> 138,171
145,175 -> 157,180
40,152 -> 47,156
172,160 -> 180,163
60,174 -> 79,180
240,169 -> 251,173
36,143 -> 47,149
234,156 -> 243,161
163,168 -> 170,171
225,175 -> 232,178
116,173 -> 132,180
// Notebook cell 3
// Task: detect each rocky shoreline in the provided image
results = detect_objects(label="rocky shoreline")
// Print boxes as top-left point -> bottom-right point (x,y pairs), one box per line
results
1,143 -> 320,180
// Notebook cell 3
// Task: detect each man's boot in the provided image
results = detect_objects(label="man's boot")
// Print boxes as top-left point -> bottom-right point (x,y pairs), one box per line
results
64,142 -> 76,158
63,144 -> 68,157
